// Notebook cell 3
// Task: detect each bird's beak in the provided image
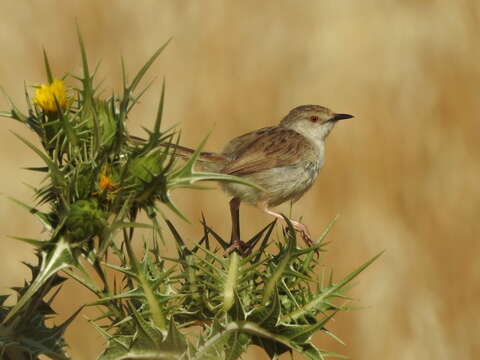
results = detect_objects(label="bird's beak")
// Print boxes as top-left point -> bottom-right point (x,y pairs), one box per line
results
332,113 -> 354,121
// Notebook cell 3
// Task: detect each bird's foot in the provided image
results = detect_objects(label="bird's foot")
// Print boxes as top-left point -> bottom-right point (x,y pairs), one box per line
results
290,220 -> 313,247
289,220 -> 321,256
225,239 -> 248,256
257,201 -> 317,252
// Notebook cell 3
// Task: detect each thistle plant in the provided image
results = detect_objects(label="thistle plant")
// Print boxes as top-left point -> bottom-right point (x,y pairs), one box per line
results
0,31 -> 380,360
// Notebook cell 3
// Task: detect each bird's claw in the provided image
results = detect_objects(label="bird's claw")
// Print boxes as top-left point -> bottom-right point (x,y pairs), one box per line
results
225,239 -> 249,256
292,221 -> 320,255
300,230 -> 313,247
291,221 -> 311,245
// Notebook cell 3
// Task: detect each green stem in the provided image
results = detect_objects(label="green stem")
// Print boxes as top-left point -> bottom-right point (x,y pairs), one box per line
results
223,252 -> 239,312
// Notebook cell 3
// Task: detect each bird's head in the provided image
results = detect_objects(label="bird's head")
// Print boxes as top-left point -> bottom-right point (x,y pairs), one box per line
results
280,105 -> 353,143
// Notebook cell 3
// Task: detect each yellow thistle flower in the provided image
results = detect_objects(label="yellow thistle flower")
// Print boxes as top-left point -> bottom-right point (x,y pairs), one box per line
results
33,79 -> 69,112
99,173 -> 116,191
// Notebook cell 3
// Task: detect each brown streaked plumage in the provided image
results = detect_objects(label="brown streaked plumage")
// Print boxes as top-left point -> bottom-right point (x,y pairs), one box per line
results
221,127 -> 314,176
168,105 -> 353,252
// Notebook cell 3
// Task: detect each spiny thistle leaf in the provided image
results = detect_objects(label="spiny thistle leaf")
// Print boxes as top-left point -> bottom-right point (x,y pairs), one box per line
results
0,261 -> 78,359
8,236 -> 46,248
262,218 -> 297,304
167,132 -> 265,193
0,87 -> 28,122
8,197 -> 55,232
281,251 -> 384,322
12,132 -> 65,189
2,237 -> 76,324
42,49 -> 54,84
191,321 -> 301,360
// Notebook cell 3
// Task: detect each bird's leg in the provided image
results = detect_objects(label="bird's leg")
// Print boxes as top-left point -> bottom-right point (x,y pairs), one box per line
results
230,197 -> 241,244
226,197 -> 246,254
257,201 -> 313,246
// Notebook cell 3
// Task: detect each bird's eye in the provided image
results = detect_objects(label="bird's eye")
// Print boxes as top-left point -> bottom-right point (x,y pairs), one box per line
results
309,115 -> 319,123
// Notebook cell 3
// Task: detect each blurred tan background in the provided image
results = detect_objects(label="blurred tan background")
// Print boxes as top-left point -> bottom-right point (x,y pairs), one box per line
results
0,1 -> 479,359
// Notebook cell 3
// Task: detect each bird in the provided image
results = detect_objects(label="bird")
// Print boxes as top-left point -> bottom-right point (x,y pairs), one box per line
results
165,105 -> 352,252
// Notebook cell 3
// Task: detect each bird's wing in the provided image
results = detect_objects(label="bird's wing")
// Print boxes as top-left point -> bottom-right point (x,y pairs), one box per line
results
221,127 -> 314,176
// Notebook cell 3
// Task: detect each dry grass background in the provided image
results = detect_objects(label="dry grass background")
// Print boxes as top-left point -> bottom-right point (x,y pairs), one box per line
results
0,1 -> 479,359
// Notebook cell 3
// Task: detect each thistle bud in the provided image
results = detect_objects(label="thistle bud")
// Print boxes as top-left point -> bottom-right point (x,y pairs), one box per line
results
128,153 -> 163,184
65,199 -> 107,242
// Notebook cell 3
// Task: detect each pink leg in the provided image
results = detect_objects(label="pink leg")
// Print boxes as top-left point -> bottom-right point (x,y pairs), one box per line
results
257,201 -> 313,246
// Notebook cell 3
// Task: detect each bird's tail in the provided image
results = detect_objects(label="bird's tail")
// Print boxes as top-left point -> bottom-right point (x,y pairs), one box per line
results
129,135 -> 227,172
159,143 -> 227,172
